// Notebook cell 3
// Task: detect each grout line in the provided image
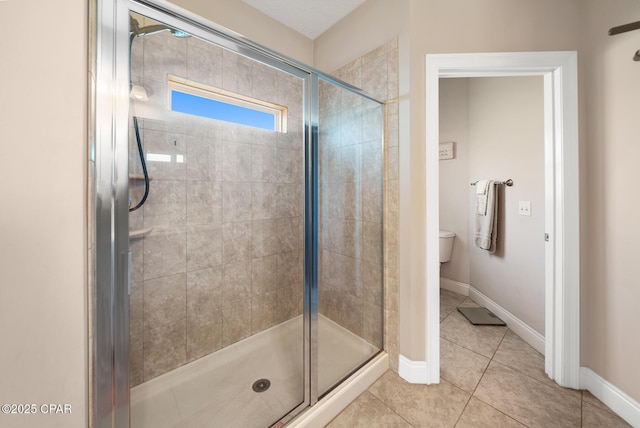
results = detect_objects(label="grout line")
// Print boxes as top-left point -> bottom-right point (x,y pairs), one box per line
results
581,389 -> 584,427
368,391 -> 417,428
452,394 -> 473,427
440,336 -> 494,362
441,291 -> 580,427
489,358 -> 580,402
471,396 -> 532,428
489,326 -> 509,360
465,331 -> 533,427
466,330 -> 502,398
421,377 -> 476,427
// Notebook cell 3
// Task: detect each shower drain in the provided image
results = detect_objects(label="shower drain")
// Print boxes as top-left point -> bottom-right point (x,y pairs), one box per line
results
252,378 -> 271,393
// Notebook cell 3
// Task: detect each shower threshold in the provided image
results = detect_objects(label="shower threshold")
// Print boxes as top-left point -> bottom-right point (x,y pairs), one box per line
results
131,314 -> 378,428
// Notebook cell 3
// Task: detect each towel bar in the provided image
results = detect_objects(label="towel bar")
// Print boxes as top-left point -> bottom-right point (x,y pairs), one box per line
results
470,179 -> 513,187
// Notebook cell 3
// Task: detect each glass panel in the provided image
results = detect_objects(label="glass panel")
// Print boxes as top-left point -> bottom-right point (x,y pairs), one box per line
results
127,12 -> 305,427
317,78 -> 384,396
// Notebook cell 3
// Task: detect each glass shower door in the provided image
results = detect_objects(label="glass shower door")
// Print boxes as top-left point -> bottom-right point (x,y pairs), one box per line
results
94,2 -> 389,425
316,78 -> 384,396
127,11 -> 306,427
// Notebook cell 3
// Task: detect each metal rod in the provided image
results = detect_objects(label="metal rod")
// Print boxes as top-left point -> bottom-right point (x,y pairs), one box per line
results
470,179 -> 513,187
608,21 -> 640,62
608,21 -> 640,36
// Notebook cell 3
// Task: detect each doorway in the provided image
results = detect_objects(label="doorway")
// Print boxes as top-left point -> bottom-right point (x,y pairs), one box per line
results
439,75 -> 546,350
424,52 -> 580,388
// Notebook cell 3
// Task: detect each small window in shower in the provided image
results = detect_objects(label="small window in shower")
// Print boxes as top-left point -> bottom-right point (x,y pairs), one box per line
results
167,75 -> 287,132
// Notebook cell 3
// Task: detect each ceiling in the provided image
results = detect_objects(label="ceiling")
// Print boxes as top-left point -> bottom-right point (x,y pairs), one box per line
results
241,0 -> 366,40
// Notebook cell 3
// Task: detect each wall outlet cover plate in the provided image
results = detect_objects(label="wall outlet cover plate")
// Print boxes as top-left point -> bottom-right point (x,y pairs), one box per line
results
439,142 -> 454,160
518,200 -> 531,216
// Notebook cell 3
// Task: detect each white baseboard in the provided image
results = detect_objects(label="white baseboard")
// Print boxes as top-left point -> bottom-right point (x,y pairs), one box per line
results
580,367 -> 640,427
289,352 -> 389,427
440,277 -> 470,296
398,354 -> 428,384
438,279 -> 544,354
467,286 -> 546,355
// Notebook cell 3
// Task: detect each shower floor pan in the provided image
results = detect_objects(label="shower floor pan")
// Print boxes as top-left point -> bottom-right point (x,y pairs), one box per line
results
131,314 -> 378,428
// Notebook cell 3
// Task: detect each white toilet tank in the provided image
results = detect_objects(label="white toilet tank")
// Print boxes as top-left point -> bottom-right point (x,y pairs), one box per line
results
439,230 -> 456,263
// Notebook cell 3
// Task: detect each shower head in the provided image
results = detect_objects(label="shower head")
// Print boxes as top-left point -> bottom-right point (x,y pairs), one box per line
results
130,17 -> 191,41
135,24 -> 173,37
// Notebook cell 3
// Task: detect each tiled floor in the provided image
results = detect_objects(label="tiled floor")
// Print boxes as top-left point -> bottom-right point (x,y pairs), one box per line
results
328,289 -> 631,428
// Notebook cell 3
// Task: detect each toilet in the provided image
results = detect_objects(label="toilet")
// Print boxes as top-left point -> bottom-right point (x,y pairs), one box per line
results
439,230 -> 456,263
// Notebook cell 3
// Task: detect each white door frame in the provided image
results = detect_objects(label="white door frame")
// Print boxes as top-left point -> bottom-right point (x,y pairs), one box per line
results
424,52 -> 580,388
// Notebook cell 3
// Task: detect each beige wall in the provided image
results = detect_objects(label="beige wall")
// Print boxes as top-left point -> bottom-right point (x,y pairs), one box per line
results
169,0 -> 314,65
313,0 -> 409,73
439,78 -> 471,284
403,0 -> 583,362
581,0 -> 640,403
0,0 -> 88,427
3,0 -> 640,424
440,77 -> 545,334
407,0 -> 640,403
468,77 -> 545,334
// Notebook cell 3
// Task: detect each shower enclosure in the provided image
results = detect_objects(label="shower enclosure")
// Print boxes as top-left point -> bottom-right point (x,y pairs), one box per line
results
93,1 -> 384,427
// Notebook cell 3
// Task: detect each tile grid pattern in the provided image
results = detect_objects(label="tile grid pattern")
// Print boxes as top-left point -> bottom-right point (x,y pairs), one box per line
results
328,290 -> 631,428
129,15 -> 305,386
326,39 -> 400,371
317,83 -> 385,348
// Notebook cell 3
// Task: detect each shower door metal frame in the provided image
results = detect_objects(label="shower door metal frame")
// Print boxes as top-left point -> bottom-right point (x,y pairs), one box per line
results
93,0 -> 132,426
92,0 -> 383,426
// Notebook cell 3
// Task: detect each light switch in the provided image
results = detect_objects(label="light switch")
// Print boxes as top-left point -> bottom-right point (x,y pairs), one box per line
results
519,201 -> 531,216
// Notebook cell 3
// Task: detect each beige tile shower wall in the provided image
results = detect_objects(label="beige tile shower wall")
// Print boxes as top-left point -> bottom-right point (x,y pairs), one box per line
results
319,39 -> 399,368
318,83 -> 384,348
129,29 -> 304,386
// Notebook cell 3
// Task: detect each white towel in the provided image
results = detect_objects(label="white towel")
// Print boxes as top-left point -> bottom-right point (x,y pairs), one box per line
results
475,179 -> 490,215
474,180 -> 498,253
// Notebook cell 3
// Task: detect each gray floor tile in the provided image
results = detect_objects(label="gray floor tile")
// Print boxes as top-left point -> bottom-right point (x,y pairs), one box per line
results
440,289 -> 468,321
582,401 -> 631,428
330,289 -> 631,428
327,391 -> 412,428
455,397 -> 526,428
582,390 -> 617,414
369,371 -> 470,428
441,338 -> 490,393
441,310 -> 507,358
474,361 -> 581,427
493,330 -> 581,399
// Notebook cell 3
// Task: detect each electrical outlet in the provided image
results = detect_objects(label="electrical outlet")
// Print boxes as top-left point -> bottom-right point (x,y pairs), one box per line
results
519,201 -> 531,216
